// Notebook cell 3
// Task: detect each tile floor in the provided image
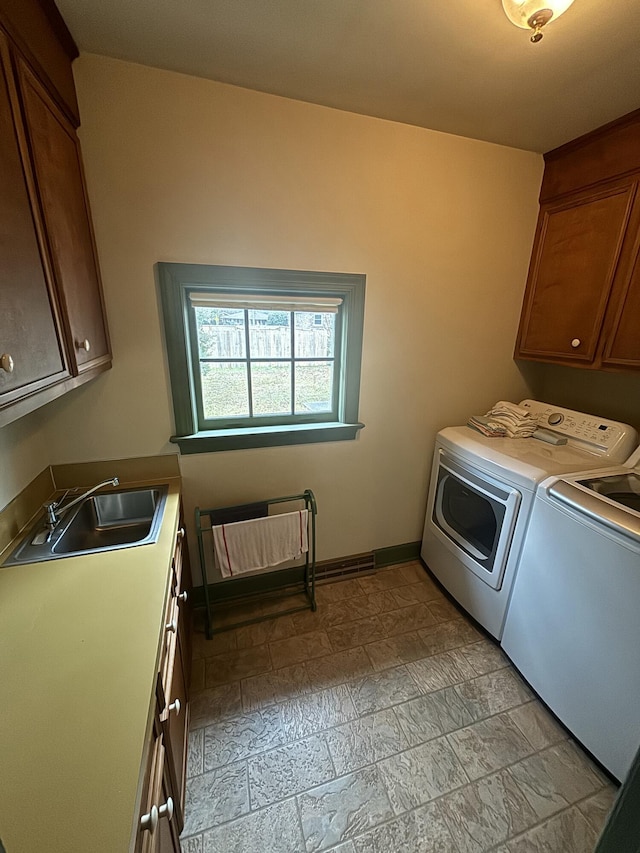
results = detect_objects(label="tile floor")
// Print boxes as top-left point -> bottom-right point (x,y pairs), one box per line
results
181,562 -> 617,853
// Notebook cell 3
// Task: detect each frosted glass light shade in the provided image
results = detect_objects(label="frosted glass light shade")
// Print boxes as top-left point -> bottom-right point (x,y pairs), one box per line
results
501,0 -> 575,29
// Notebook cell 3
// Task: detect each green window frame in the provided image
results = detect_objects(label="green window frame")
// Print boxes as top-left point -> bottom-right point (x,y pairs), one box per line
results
157,263 -> 366,453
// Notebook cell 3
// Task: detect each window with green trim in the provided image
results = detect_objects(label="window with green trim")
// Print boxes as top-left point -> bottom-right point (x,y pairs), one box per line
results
157,264 -> 366,453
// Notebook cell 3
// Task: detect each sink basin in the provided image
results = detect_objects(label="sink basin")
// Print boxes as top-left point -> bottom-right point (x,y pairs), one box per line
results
2,486 -> 168,566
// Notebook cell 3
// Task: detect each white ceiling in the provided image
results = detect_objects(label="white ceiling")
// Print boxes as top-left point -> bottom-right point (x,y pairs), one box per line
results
56,0 -> 640,153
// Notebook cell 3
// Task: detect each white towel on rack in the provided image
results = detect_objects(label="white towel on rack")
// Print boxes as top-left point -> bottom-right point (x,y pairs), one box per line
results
212,509 -> 309,578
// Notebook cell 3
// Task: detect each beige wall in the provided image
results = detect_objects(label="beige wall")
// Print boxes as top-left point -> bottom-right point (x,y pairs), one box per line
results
0,54 -> 543,562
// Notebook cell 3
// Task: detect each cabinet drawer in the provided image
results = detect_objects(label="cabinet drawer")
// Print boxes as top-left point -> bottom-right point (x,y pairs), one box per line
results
138,726 -> 181,853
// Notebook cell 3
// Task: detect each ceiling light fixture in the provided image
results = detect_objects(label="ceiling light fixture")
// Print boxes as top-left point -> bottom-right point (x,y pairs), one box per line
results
502,0 -> 576,42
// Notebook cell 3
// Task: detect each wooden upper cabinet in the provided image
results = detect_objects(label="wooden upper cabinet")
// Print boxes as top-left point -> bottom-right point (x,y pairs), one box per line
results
18,59 -> 110,373
516,182 -> 636,364
0,30 -> 68,408
515,109 -> 640,373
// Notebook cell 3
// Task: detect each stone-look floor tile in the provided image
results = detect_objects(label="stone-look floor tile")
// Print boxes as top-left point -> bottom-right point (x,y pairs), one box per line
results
327,616 -> 384,651
181,835 -> 203,853
298,765 -> 394,852
507,701 -> 568,751
205,644 -> 272,687
189,682 -> 244,729
363,631 -> 431,672
407,650 -> 476,694
353,799 -> 459,853
234,613 -> 299,649
357,570 -> 408,596
453,668 -> 533,720
506,806 -> 599,853
377,603 -> 438,638
439,768 -> 539,853
241,662 -> 312,712
328,843 -> 357,853
506,741 -> 605,819
391,581 -> 443,607
456,639 -> 509,677
427,598 -> 462,623
248,734 -> 335,809
325,708 -> 408,775
417,619 -> 483,657
192,628 -> 237,660
190,658 -> 205,693
348,666 -> 421,716
181,763 -> 249,836
281,684 -> 358,741
269,629 -> 333,668
394,688 -> 476,746
201,798 -> 305,853
447,713 -> 536,780
398,562 -> 430,585
214,598 -> 268,628
203,707 -> 284,770
577,785 -> 617,835
187,727 -> 204,778
378,735 -> 468,814
305,647 -> 374,691
315,579 -> 363,604
347,591 -> 401,620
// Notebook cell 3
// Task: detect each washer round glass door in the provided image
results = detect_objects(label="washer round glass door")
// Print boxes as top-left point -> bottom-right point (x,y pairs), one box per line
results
432,451 -> 521,589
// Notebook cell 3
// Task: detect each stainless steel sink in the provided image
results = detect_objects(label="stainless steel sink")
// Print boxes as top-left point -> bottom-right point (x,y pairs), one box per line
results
2,486 -> 168,565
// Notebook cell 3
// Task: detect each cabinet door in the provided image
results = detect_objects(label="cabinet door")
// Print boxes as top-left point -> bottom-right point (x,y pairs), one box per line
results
18,58 -> 110,373
516,183 -> 636,364
162,602 -> 189,831
0,31 -> 68,406
602,238 -> 640,368
140,731 -> 180,853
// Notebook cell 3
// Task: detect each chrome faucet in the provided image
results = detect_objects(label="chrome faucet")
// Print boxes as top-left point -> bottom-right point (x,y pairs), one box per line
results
43,477 -> 120,531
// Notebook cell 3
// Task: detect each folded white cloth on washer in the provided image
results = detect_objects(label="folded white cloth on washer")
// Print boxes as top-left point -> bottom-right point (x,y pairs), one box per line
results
484,401 -> 539,438
212,509 -> 308,577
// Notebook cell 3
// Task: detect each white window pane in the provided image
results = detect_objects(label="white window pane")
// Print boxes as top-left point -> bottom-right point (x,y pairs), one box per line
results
248,309 -> 291,358
201,362 -> 249,418
294,312 -> 335,358
251,362 -> 292,415
196,306 -> 246,358
295,362 -> 333,414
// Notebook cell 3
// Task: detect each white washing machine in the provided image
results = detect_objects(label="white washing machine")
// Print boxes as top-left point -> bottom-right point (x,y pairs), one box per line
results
502,444 -> 640,781
421,400 -> 637,640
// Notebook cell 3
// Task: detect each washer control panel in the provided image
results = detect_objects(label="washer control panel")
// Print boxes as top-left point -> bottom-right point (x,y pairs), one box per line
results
519,400 -> 638,462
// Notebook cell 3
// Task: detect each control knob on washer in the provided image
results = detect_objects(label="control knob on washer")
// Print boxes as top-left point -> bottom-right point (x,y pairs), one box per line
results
548,413 -> 564,426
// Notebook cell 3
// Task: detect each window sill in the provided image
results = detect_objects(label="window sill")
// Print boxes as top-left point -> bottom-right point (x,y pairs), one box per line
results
170,421 -> 365,453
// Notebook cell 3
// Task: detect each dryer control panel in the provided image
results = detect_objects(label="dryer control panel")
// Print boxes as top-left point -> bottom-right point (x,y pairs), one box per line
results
519,400 -> 638,462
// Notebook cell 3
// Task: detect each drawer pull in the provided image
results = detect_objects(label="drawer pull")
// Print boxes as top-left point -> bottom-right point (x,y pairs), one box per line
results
0,353 -> 14,373
140,805 -> 158,834
76,338 -> 91,352
177,590 -> 188,603
571,338 -> 581,348
159,798 -> 174,822
167,698 -> 181,716
165,618 -> 178,634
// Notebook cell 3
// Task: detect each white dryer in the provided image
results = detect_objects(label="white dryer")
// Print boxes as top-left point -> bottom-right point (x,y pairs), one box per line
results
502,444 -> 640,781
421,400 -> 637,640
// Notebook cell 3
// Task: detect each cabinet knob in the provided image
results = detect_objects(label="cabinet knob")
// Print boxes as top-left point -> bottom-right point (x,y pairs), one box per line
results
167,698 -> 181,716
140,805 -> 159,834
166,618 -> 178,634
158,798 -> 174,823
76,338 -> 91,352
571,338 -> 581,348
177,527 -> 185,541
177,590 -> 188,603
0,353 -> 14,373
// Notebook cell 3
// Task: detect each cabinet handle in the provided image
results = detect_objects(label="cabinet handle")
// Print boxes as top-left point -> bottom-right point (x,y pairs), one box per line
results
177,590 -> 188,603
167,698 -> 181,716
140,805 -> 159,833
571,338 -> 581,348
165,618 -> 178,634
76,338 -> 91,352
0,353 -> 14,373
158,798 -> 174,823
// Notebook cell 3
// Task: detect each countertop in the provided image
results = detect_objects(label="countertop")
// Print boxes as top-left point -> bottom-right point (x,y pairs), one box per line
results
0,470 -> 182,853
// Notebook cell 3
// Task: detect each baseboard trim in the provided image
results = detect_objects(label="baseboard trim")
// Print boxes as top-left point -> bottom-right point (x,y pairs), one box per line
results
374,541 -> 421,568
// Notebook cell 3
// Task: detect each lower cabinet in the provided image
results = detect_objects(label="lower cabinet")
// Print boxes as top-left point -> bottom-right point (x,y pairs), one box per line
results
137,525 -> 191,852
